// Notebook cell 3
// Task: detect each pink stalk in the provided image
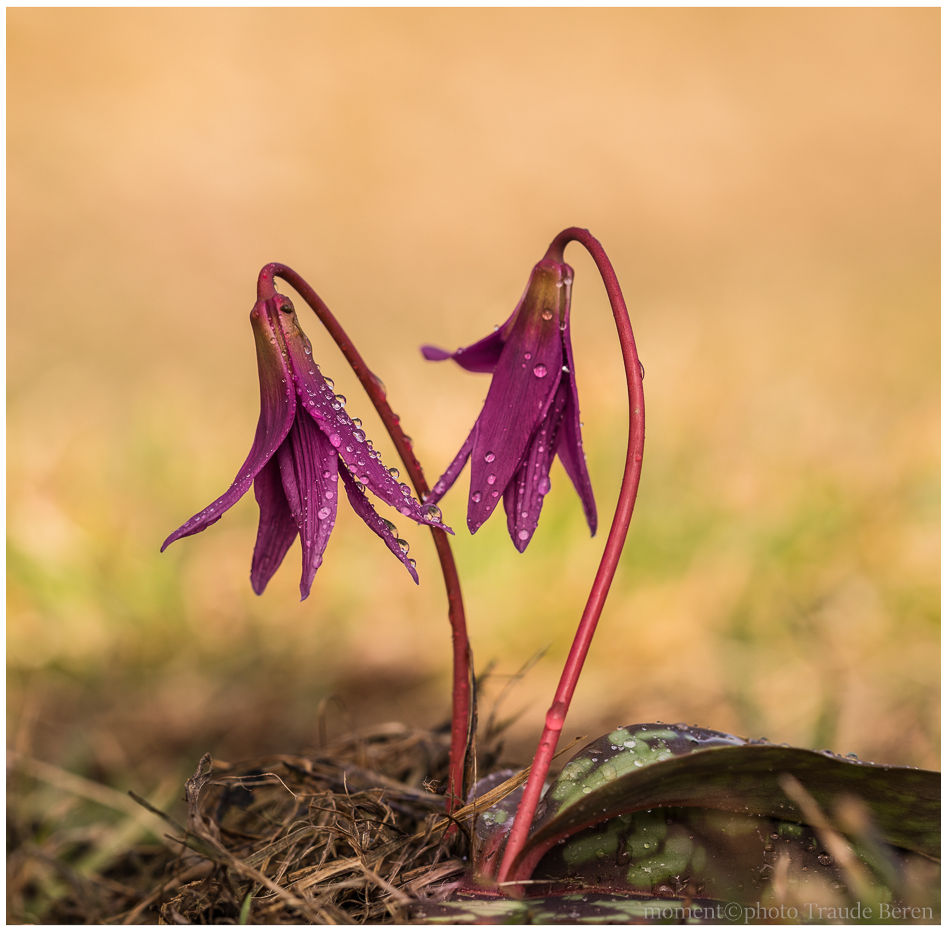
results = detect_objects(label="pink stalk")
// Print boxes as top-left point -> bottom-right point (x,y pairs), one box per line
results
495,228 -> 646,883
258,263 -> 473,815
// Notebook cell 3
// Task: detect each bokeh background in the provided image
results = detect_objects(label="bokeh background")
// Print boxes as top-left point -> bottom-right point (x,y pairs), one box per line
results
8,6 -> 939,858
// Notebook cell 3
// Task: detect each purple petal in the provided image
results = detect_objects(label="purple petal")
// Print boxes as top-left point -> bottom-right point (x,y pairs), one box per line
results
340,469 -> 420,584
161,301 -> 296,552
277,316 -> 452,533
425,420 -> 476,506
466,264 -> 570,533
276,413 -> 339,600
503,381 -> 569,551
556,323 -> 597,535
250,457 -> 298,595
421,327 -> 505,374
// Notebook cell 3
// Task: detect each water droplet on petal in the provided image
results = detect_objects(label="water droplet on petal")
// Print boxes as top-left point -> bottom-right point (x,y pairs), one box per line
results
484,451 -> 496,463
422,503 -> 442,523
486,474 -> 496,485
396,538 -> 410,553
324,376 -> 335,389
517,529 -> 529,542
541,308 -> 553,321
351,417 -> 362,427
538,476 -> 551,494
353,429 -> 366,443
533,364 -> 547,378
329,434 -> 342,447
317,506 -> 331,520
471,491 -> 482,503
324,490 -> 334,501
388,466 -> 400,479
334,393 -> 347,406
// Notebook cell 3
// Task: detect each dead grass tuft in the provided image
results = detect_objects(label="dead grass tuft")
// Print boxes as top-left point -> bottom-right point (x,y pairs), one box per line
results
9,723 -> 477,924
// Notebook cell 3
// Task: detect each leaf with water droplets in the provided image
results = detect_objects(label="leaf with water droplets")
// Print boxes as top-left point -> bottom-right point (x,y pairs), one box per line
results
504,722 -> 940,887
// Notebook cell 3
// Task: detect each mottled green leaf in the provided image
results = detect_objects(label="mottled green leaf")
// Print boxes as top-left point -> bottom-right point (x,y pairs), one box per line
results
414,891 -> 728,924
509,723 -> 939,881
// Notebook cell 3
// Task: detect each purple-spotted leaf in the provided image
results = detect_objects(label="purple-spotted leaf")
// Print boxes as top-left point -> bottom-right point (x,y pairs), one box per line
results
507,723 -> 940,884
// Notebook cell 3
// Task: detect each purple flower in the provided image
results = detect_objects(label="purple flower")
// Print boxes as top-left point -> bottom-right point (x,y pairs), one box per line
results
422,257 -> 596,551
162,289 -> 450,599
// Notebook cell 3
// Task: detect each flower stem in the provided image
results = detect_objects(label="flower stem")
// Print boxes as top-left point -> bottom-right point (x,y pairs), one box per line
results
495,229 -> 645,884
257,262 -> 474,815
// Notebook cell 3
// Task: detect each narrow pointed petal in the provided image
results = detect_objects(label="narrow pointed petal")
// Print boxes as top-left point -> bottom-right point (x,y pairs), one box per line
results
161,301 -> 296,552
503,381 -> 569,551
276,413 -> 339,600
557,327 -> 598,535
250,457 -> 298,594
467,262 -> 571,532
276,311 -> 451,533
421,327 -> 505,374
426,419 -> 477,505
340,468 -> 420,584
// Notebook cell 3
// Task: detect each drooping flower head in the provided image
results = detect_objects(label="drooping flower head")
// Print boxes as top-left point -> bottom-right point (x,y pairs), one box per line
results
422,257 -> 596,551
162,277 -> 450,599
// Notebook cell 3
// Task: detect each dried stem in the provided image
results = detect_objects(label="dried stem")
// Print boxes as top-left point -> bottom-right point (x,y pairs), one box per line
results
257,263 -> 473,815
496,228 -> 645,883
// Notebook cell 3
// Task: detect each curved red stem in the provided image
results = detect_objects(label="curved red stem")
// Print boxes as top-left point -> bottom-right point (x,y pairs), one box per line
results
495,228 -> 645,884
258,262 -> 473,815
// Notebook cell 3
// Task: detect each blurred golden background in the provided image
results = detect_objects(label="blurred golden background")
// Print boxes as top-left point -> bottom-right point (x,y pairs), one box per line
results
8,5 -> 938,819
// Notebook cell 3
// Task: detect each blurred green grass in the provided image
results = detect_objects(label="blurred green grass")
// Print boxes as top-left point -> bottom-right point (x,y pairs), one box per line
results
7,4 -> 939,823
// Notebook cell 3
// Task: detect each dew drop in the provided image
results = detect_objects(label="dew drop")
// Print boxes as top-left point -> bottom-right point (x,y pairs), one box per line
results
317,506 -> 331,520
422,503 -> 442,523
533,364 -> 547,378
541,308 -> 553,321
303,345 -> 312,355
538,476 -> 551,494
471,491 -> 482,504
324,490 -> 334,501
359,474 -> 370,484
329,434 -> 342,448
396,538 -> 410,554
351,417 -> 362,427
638,361 -> 646,380
324,376 -> 335,389
353,429 -> 366,443
524,352 -> 532,361
408,558 -> 417,569
388,466 -> 400,480
486,474 -> 497,485
545,703 -> 566,729
484,451 -> 496,463
517,529 -> 529,542
334,393 -> 347,406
